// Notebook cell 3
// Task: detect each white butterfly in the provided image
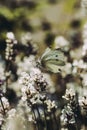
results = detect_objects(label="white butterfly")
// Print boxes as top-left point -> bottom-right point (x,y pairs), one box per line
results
37,48 -> 66,73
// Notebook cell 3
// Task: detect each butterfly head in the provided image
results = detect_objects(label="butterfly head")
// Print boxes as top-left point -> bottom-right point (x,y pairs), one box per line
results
36,59 -> 42,69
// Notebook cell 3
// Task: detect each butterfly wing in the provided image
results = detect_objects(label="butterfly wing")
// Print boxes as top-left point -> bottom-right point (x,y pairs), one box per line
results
45,62 -> 63,73
41,48 -> 51,60
44,58 -> 65,66
41,48 -> 65,63
40,48 -> 66,73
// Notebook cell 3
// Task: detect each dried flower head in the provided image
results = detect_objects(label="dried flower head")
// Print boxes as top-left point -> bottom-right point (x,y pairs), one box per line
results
62,88 -> 75,101
61,104 -> 75,125
44,99 -> 57,112
19,68 -> 48,105
5,32 -> 17,61
0,97 -> 10,114
79,96 -> 87,110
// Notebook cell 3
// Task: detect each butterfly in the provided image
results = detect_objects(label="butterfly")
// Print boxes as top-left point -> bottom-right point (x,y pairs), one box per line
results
37,47 -> 66,73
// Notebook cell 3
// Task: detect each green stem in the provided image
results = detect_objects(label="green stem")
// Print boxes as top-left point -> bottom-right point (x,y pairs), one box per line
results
53,112 -> 59,130
0,98 -> 6,115
43,101 -> 48,130
32,107 -> 40,130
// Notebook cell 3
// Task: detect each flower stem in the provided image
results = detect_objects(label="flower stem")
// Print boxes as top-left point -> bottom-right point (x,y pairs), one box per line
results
0,98 -> 6,115
32,107 -> 40,130
53,112 -> 59,130
43,101 -> 48,130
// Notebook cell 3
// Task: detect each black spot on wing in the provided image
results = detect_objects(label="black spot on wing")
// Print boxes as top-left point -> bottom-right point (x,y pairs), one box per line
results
55,54 -> 58,57
58,68 -> 61,72
55,54 -> 58,61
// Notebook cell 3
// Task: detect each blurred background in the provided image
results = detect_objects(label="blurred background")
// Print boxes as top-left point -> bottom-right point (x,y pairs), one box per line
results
0,0 -> 87,130
0,0 -> 84,53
